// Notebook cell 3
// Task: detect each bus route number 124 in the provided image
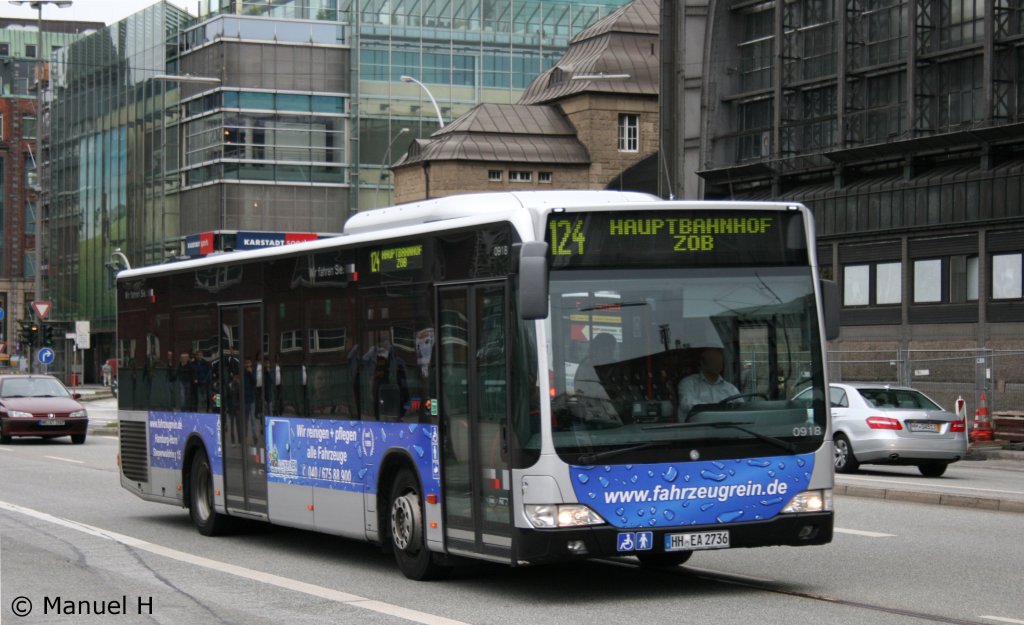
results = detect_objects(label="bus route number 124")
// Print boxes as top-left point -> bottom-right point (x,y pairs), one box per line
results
549,219 -> 586,256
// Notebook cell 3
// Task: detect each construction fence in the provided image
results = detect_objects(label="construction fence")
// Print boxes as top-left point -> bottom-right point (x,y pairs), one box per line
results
828,349 -> 1024,424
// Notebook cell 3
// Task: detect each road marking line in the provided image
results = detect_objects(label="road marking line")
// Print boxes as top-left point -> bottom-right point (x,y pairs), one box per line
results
834,527 -> 896,538
0,500 -> 471,625
980,617 -> 1024,625
839,475 -> 1024,497
44,455 -> 85,464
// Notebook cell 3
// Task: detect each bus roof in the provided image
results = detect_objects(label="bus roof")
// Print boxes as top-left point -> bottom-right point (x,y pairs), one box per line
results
342,190 -> 659,234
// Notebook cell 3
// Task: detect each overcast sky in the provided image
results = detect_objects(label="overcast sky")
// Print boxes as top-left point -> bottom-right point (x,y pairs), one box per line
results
1,0 -> 195,26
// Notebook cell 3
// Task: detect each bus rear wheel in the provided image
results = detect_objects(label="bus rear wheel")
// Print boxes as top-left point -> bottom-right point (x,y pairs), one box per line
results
389,468 -> 447,580
189,451 -> 233,536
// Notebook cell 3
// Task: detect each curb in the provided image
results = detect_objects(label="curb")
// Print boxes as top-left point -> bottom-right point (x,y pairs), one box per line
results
834,483 -> 1024,514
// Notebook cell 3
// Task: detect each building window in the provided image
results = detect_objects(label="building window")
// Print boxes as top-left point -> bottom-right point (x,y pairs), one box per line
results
488,170 -> 502,182
0,43 -> 9,56
844,262 -> 902,306
992,253 -> 1023,300
844,264 -> 870,306
950,255 -> 979,303
538,171 -> 552,183
913,259 -> 942,303
25,44 -> 36,58
22,115 -> 36,140
876,262 -> 902,304
509,170 -> 532,182
618,113 -> 639,152
0,112 -> 4,140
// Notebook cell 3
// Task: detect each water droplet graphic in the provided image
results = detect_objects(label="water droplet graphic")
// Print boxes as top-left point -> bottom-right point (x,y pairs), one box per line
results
760,496 -> 784,506
630,474 -> 639,484
747,459 -> 771,468
777,462 -> 786,470
796,457 -> 806,467
700,470 -> 727,482
663,509 -> 676,521
700,503 -> 715,512
577,473 -> 590,485
768,470 -> 777,478
717,510 -> 744,523
357,468 -> 368,479
649,518 -> 657,526
588,492 -> 596,500
616,507 -> 626,517
649,506 -> 657,515
648,470 -> 655,478
712,461 -> 726,470
412,445 -> 425,458
599,477 -> 610,488
604,465 -> 613,473
637,509 -> 645,517
662,466 -> 679,482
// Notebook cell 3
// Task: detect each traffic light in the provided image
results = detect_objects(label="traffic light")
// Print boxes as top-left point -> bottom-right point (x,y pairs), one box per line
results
21,322 -> 39,346
42,324 -> 55,347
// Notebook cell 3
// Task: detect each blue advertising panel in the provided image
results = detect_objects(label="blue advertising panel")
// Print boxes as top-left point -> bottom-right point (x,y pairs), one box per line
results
149,412 -> 222,475
267,417 -> 440,494
570,454 -> 815,528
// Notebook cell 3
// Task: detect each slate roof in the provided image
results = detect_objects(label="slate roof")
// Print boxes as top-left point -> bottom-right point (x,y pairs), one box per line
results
518,0 -> 659,105
393,103 -> 590,167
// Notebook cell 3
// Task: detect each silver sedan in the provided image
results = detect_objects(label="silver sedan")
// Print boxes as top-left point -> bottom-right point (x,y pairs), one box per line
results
795,382 -> 968,477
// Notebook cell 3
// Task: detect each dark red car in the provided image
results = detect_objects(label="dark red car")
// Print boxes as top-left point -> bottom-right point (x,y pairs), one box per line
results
0,375 -> 89,444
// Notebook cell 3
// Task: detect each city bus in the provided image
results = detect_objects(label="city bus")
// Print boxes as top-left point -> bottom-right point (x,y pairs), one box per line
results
116,190 -> 839,580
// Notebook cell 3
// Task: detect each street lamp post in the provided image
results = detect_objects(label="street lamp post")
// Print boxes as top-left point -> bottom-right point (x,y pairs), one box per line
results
9,0 -> 73,305
400,75 -> 445,128
375,127 -> 409,208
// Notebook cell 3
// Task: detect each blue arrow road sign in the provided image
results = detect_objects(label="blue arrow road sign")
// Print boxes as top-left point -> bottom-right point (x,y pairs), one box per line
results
0,307 -> 5,321
37,347 -> 55,366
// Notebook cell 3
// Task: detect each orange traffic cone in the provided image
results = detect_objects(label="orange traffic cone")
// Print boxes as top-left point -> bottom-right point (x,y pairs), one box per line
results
969,392 -> 994,442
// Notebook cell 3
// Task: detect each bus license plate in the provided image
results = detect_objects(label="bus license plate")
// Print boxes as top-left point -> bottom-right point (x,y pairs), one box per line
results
665,530 -> 730,552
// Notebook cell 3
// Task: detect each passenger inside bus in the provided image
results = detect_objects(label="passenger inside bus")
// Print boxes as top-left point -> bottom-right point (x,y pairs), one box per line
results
677,346 -> 741,420
573,332 -> 617,399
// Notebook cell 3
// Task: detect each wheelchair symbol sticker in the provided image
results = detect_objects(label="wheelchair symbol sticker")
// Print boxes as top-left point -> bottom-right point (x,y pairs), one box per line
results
617,532 -> 636,552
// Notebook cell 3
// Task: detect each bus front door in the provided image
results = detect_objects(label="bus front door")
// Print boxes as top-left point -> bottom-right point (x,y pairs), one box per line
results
219,304 -> 268,517
438,282 -> 513,564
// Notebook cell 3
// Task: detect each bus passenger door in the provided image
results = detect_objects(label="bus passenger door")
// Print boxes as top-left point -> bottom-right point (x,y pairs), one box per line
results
438,282 -> 513,564
219,304 -> 268,517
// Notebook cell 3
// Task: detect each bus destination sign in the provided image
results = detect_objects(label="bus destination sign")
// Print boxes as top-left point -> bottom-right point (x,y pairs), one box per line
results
547,211 -> 806,268
370,243 -> 424,273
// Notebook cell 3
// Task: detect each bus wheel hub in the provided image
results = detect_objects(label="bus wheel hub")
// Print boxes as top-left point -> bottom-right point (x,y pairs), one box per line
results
391,493 -> 420,551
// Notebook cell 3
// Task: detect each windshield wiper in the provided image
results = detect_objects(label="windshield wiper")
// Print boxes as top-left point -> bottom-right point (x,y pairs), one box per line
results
576,440 -> 674,465
643,421 -> 798,454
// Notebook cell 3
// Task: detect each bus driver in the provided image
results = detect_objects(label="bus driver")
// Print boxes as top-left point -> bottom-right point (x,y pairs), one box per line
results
677,346 -> 740,419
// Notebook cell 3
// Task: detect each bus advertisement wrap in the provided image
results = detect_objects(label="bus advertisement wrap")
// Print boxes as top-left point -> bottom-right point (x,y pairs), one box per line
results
149,412 -> 222,474
266,417 -> 440,493
570,453 -> 815,528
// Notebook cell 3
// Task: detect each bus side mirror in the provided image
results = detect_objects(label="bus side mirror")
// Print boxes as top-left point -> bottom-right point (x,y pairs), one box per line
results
821,279 -> 840,340
518,241 -> 549,320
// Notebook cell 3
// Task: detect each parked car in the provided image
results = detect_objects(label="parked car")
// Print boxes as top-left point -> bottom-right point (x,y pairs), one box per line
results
793,382 -> 967,477
0,375 -> 89,444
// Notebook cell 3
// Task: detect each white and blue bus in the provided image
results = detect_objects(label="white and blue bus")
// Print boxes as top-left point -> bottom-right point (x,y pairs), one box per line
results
117,190 -> 840,579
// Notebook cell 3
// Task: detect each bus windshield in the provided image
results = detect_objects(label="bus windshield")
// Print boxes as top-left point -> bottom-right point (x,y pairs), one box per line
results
544,210 -> 828,464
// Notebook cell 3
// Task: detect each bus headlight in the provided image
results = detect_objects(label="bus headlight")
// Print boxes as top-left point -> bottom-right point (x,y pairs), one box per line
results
525,504 -> 605,528
781,489 -> 833,513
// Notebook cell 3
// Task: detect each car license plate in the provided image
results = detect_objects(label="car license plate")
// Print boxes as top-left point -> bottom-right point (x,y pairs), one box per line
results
665,530 -> 730,552
39,418 -> 65,426
908,422 -> 940,433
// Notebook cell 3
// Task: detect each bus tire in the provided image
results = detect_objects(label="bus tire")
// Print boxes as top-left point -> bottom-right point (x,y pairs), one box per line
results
189,451 -> 233,536
636,551 -> 693,567
389,468 -> 447,580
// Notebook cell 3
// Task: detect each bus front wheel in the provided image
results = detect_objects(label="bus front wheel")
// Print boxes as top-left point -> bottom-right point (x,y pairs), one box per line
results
389,468 -> 447,580
189,451 -> 233,536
